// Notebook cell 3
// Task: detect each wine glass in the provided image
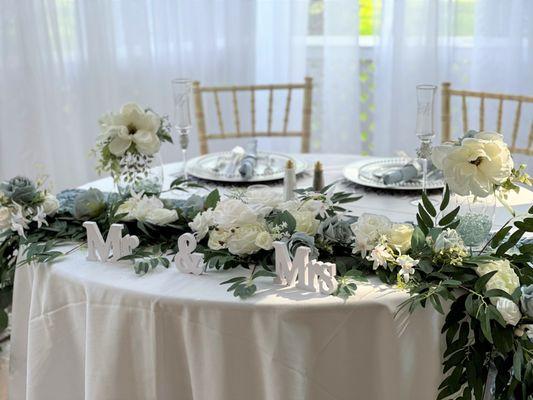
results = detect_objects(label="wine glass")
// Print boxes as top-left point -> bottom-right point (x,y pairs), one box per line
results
415,84 -> 437,193
171,78 -> 193,179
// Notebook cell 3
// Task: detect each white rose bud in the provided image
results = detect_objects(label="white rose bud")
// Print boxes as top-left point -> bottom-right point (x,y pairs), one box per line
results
496,298 -> 521,326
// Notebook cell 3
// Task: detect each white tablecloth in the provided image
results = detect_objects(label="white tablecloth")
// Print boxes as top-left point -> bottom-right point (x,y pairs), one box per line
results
9,154 -> 533,400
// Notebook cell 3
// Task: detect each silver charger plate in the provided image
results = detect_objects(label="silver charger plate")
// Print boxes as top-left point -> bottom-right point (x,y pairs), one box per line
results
187,152 -> 307,183
343,157 -> 445,190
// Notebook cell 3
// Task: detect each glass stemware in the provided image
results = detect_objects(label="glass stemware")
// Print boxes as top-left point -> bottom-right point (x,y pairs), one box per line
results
415,84 -> 437,194
171,78 -> 193,179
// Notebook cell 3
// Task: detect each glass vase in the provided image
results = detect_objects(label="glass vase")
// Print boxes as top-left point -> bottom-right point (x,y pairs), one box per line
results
449,191 -> 496,250
115,153 -> 164,196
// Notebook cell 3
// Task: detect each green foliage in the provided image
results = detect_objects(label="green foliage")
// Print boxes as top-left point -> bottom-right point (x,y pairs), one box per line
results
222,269 -> 277,299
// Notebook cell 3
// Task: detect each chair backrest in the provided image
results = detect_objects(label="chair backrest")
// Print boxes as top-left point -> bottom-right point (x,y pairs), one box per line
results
193,78 -> 313,155
441,82 -> 533,155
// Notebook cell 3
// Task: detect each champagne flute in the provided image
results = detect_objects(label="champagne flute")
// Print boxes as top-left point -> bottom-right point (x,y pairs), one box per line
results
415,84 -> 437,194
171,78 -> 192,179
409,84 -> 437,206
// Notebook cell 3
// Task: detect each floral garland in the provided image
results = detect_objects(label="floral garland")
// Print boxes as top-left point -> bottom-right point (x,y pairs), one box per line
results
0,127 -> 532,398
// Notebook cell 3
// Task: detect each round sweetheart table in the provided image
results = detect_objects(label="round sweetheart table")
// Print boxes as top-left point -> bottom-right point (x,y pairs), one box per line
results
9,154 -> 533,400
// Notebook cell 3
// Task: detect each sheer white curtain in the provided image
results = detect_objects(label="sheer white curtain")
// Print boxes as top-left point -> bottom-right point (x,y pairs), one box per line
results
372,0 -> 533,160
1,0 -> 531,188
0,0 -> 257,189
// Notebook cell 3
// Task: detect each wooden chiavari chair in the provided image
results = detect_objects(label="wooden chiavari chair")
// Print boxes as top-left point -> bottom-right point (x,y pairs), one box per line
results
441,82 -> 533,155
193,78 -> 313,155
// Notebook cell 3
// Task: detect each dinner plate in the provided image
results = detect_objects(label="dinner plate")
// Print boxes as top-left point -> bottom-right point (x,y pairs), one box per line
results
186,152 -> 307,183
343,157 -> 445,190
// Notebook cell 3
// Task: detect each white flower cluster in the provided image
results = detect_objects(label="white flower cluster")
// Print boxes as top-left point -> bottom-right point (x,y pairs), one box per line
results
0,193 -> 59,238
432,131 -> 513,197
188,187 -> 326,256
99,103 -> 162,157
116,192 -> 178,226
350,213 -> 417,282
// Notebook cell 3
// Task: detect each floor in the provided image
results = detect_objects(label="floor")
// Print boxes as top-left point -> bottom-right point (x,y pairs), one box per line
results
0,338 -> 9,400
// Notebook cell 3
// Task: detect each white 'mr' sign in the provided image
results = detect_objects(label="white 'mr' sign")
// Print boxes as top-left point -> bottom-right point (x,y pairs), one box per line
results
272,241 -> 338,295
83,222 -> 139,263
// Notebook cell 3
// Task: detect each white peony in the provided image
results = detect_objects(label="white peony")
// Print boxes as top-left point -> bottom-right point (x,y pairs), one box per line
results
388,223 -> 414,253
255,231 -> 274,251
226,224 -> 264,256
432,131 -> 513,197
144,208 -> 178,225
42,194 -> 59,216
495,298 -> 521,326
476,259 -> 520,297
131,196 -> 165,221
189,209 -> 215,240
293,211 -> 320,236
351,213 -> 392,256
0,207 -> 11,230
99,102 -> 161,156
213,199 -> 257,229
208,228 -> 231,250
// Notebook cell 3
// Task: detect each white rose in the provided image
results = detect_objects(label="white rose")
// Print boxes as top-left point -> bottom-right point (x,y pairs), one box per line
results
131,196 -> 165,221
144,208 -> 178,225
189,209 -> 214,240
42,194 -> 59,216
207,228 -> 230,250
432,134 -> 513,197
255,231 -> 274,251
476,259 -> 520,297
496,298 -> 522,326
0,207 -> 11,230
293,211 -> 320,236
100,102 -> 162,156
213,199 -> 257,229
300,199 -> 326,218
116,197 -> 139,221
388,223 -> 414,252
226,224 -> 263,256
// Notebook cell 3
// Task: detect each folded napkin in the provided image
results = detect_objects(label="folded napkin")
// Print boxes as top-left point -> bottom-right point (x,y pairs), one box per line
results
223,146 -> 245,176
382,160 -> 437,185
238,140 -> 258,179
